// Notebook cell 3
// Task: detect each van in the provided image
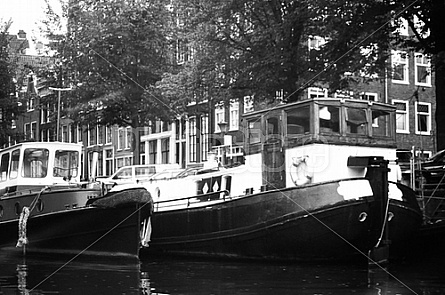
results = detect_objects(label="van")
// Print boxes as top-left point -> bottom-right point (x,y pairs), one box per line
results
103,164 -> 180,185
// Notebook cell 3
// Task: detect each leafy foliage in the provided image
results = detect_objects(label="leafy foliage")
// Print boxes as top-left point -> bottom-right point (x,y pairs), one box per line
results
47,0 -> 177,128
0,22 -> 25,147
156,0 -> 401,106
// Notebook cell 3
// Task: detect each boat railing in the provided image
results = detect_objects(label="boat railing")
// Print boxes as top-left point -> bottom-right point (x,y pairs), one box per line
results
154,190 -> 230,211
1,183 -> 85,199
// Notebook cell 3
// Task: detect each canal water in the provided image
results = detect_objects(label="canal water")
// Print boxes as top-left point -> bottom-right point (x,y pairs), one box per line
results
1,250 -> 445,294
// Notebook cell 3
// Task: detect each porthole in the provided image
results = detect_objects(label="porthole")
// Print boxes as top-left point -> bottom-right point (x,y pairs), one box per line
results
15,202 -> 21,216
36,199 -> 44,212
358,212 -> 367,222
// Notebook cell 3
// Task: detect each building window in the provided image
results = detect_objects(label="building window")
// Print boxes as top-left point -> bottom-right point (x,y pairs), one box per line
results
88,125 -> 97,146
97,125 -> 104,145
392,50 -> 409,84
148,140 -> 157,164
308,87 -> 327,99
41,103 -> 50,123
415,53 -> 431,86
201,116 -> 209,162
118,128 -> 125,150
24,122 -> 37,140
229,101 -> 239,131
126,127 -> 132,149
161,138 -> 170,164
62,125 -> 69,142
77,125 -> 83,143
244,96 -> 254,113
140,141 -> 146,164
106,126 -> 113,144
215,104 -> 225,132
393,100 -> 409,134
415,102 -> 431,135
105,149 -> 113,176
176,39 -> 192,65
361,92 -> 378,101
189,117 -> 197,162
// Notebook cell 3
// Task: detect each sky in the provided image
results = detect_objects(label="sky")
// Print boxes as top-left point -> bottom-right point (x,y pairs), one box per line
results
0,0 -> 63,53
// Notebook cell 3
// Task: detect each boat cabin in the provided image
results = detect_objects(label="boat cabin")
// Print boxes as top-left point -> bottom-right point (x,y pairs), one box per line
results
243,98 -> 398,189
0,142 -> 82,195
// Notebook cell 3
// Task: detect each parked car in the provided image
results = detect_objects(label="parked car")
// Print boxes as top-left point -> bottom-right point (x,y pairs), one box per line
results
103,164 -> 179,185
419,149 -> 445,184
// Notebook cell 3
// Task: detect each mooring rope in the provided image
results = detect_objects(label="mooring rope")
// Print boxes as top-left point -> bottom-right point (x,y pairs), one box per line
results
16,186 -> 50,248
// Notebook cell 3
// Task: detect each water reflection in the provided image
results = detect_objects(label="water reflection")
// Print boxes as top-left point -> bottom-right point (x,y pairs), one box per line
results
141,257 -> 445,295
2,251 -> 445,294
0,251 -> 142,294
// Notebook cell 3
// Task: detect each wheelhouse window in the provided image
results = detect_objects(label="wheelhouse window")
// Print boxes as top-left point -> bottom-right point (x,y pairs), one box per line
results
0,153 -> 10,181
346,108 -> 367,135
286,105 -> 311,136
318,105 -> 340,133
372,110 -> 391,137
22,148 -> 49,178
54,150 -> 79,178
9,149 -> 20,179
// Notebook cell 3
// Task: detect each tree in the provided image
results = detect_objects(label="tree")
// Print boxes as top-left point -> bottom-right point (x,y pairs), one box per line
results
0,21 -> 24,147
45,0 -> 177,163
156,0 -> 399,108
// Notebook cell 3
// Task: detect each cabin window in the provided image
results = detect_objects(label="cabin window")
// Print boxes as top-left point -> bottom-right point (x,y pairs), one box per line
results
54,150 -> 79,178
286,106 -> 310,136
248,120 -> 261,144
318,105 -> 340,133
266,117 -> 279,137
22,148 -> 49,178
113,167 -> 132,180
9,149 -> 20,179
372,110 -> 391,137
0,153 -> 10,182
346,108 -> 368,135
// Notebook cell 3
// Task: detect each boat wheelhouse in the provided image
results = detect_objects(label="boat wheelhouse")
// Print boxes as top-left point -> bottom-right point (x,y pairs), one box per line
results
0,142 -> 82,195
0,142 -> 153,258
143,98 -> 421,262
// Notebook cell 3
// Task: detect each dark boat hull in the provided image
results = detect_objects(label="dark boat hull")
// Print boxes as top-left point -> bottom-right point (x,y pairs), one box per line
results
0,187 -> 153,258
145,179 -> 422,262
146,181 -> 370,261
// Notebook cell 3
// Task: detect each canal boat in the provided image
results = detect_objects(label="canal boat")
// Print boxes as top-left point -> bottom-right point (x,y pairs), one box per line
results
0,142 -> 153,258
141,98 -> 422,262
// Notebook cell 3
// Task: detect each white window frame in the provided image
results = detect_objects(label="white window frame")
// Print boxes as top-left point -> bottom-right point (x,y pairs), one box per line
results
415,102 -> 431,135
308,87 -> 327,99
393,99 -> 409,134
243,96 -> 254,113
414,53 -> 431,87
361,92 -> 378,101
126,127 -> 132,150
229,101 -> 239,131
215,104 -> 225,133
391,50 -> 409,84
106,126 -> 113,144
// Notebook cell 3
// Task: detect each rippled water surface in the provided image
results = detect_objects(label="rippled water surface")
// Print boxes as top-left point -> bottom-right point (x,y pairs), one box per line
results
1,250 -> 445,294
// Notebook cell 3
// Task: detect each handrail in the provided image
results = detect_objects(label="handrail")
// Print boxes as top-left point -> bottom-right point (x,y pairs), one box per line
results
154,190 -> 230,210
